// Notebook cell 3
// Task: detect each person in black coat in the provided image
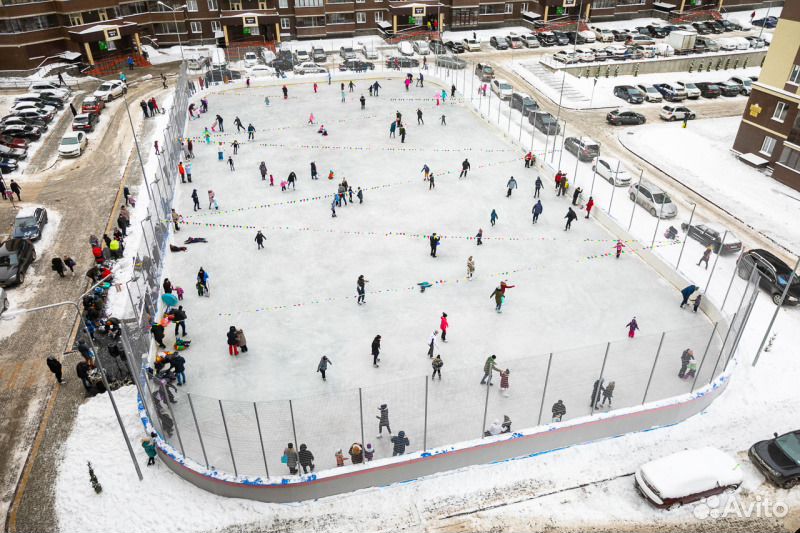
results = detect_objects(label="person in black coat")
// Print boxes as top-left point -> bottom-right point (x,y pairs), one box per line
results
390,431 -> 409,456
105,316 -> 122,339
298,443 -> 315,473
51,257 -> 66,278
46,356 -> 63,384
227,326 -> 239,356
171,306 -> 187,336
429,233 -> 440,257
564,207 -> 578,231
169,353 -> 187,385
376,403 -> 391,436
459,159 -> 471,178
552,400 -> 566,421
76,361 -> 92,390
310,161 -> 318,180
151,323 -> 166,349
255,231 -> 266,250
371,335 -> 381,367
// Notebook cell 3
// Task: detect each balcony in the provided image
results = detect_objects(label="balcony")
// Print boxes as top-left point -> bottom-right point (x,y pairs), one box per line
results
296,25 -> 326,37
0,25 -> 64,45
325,21 -> 355,32
0,1 -> 56,18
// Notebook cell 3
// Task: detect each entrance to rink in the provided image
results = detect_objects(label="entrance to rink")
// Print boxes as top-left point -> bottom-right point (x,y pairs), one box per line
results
116,68 -> 762,502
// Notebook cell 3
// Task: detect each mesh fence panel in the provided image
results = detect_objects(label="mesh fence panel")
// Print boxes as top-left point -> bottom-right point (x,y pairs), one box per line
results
426,363 -> 490,449
254,399 -> 295,477
600,333 -> 661,411
361,376 -> 426,460
484,353 -> 550,436
189,393 -> 235,473
219,399 -> 267,477
544,344 -> 607,422
292,389 -> 362,471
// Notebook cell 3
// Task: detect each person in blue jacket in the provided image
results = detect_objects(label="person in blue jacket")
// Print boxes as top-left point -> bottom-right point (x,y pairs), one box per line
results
680,285 -> 699,308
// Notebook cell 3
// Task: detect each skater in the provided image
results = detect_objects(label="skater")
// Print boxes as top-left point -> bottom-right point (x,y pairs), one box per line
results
215,114 -> 224,132
150,323 -> 167,349
572,186 -> 583,206
680,285 -> 699,308
341,89 -> 346,103
227,326 -> 239,356
441,114 -> 446,125
614,239 -> 625,258
373,81 -> 381,96
585,196 -> 594,218
451,84 -> 456,97
356,275 -> 368,304
172,306 -> 187,337
417,108 -> 423,125
308,112 -> 315,125
534,176 -> 543,198
185,161 -> 192,182
524,152 -> 534,168
247,123 -> 255,140
196,267 -> 209,296
506,176 -> 517,197
360,95 -> 365,109
399,125 -> 406,143
255,230 -> 266,249
421,164 -> 430,180
490,209 -> 498,227
564,207 -> 577,230
260,161 -> 268,181
283,443 -> 299,474
310,161 -> 318,180
364,443 -> 374,461
235,328 -> 248,353
178,161 -> 186,183
287,171 -> 297,189
431,354 -> 443,380
591,378 -> 605,409
475,228 -> 483,245
389,121 -> 397,138
46,356 -> 64,384
490,286 -> 504,312
600,381 -> 615,407
416,73 -> 424,87
626,316 -> 639,338
459,158 -> 470,178
234,116 -> 244,132
692,292 -> 703,313
317,355 -> 332,381
154,140 -> 160,155
282,85 -> 288,99
532,200 -> 543,224
467,256 -> 475,279
192,189 -> 200,211
377,404 -> 391,435
357,187 -> 363,204
552,400 -> 566,422
480,354 -> 499,385
429,233 -> 441,257
440,312 -> 449,342
142,435 -> 157,466
349,443 -> 363,464
299,444 -> 315,473
335,449 -> 347,467
171,209 -> 181,231
228,155 -> 235,171
499,368 -> 510,397
391,431 -> 409,456
427,331 -> 438,358
348,80 -> 355,92
187,139 -> 194,158
679,348 -> 695,378
371,335 -> 381,367
428,173 -> 435,189
698,245 -> 712,269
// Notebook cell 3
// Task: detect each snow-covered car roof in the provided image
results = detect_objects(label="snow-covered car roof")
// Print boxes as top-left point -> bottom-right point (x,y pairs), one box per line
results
639,447 -> 742,499
15,206 -> 38,218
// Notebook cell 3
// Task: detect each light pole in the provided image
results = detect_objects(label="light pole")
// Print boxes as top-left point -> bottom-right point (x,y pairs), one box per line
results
157,1 -> 187,61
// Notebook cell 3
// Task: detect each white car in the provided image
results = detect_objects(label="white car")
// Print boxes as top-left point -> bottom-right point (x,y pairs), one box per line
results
293,62 -> 327,75
463,38 -> 481,52
635,447 -> 742,508
10,102 -> 57,115
358,42 -> 379,60
636,84 -> 663,103
93,80 -> 127,102
520,34 -> 540,48
413,40 -> 430,55
593,157 -> 631,186
398,41 -> 414,56
574,48 -> 595,62
250,64 -> 276,77
243,51 -> 259,67
677,81 -> 701,99
29,82 -> 70,98
604,44 -> 628,58
294,49 -> 310,63
578,30 -> 596,43
593,27 -> 615,42
58,130 -> 87,157
729,17 -> 752,30
660,105 -> 695,121
491,78 -> 513,99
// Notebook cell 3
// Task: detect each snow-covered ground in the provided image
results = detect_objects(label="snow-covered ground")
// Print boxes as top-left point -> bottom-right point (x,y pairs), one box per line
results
619,116 -> 800,255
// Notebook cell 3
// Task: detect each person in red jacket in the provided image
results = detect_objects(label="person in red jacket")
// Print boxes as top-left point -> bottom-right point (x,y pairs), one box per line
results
178,161 -> 186,183
585,196 -> 594,218
439,312 -> 449,342
554,171 -> 563,191
92,246 -> 104,264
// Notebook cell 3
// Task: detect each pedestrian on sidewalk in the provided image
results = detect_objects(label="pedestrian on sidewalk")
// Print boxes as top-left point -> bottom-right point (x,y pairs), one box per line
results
46,355 -> 64,384
698,245 -> 712,269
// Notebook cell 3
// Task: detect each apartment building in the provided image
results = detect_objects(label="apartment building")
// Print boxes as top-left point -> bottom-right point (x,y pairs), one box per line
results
732,0 -> 800,190
0,0 -> 778,71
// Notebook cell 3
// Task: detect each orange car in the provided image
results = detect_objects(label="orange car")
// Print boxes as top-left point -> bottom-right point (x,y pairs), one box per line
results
81,96 -> 105,115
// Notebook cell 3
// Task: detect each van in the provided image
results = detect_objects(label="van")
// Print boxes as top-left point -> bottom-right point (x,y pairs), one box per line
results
412,41 -> 430,55
312,47 -> 326,62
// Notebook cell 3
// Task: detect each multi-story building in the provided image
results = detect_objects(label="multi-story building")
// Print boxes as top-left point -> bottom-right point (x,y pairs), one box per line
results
732,1 -> 800,190
0,0 -> 776,71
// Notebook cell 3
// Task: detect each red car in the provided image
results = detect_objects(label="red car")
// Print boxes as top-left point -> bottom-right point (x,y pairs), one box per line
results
0,134 -> 29,150
81,96 -> 105,115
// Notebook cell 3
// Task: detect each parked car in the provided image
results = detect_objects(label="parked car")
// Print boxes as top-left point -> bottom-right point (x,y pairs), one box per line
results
629,181 -> 677,218
574,48 -> 595,62
12,206 -> 47,241
0,238 -> 36,287
660,105 -> 695,121
0,134 -> 29,150
0,144 -> 26,160
745,36 -> 767,49
491,78 -> 513,99
636,84 -> 663,103
530,112 -> 560,135
631,44 -> 656,58
14,93 -> 64,109
703,20 -> 724,34
679,223 -> 742,254
29,81 -> 70,97
385,56 -> 419,68
654,83 -> 687,102
520,34 -> 540,48
553,51 -> 580,64
717,80 -> 742,97
646,24 -> 668,38
93,80 -> 126,102
12,108 -> 54,122
445,41 -> 466,53
510,92 -> 539,116
593,157 -> 631,186
0,124 -> 43,140
0,158 -> 18,173
752,15 -> 778,28
72,112 -> 98,132
291,49 -> 309,64
606,109 -> 646,126
339,59 -> 374,72
81,96 -> 105,115
475,63 -> 494,81
3,115 -> 48,130
749,430 -> 800,488
676,81 -> 701,99
593,27 -> 615,42
613,85 -> 644,104
737,249 -> 800,305
270,57 -> 293,72
505,33 -> 523,49
566,31 -> 588,45
729,17 -> 752,30
413,40 -> 430,55
552,31 -> 570,45
489,36 -> 509,50
578,30 -> 596,43
635,448 -> 742,508
692,22 -> 712,34
436,55 -> 466,69
339,46 -> 356,60
627,34 -> 656,46
564,136 -> 600,162
58,130 -> 87,157
695,36 -> 720,51
293,62 -> 327,74
612,29 -> 632,42
397,41 -> 414,56
429,40 -> 448,54
463,38 -> 481,52
312,47 -> 327,62
604,44 -> 629,59
537,32 -> 558,46
244,51 -> 259,67
727,76 -> 753,95
10,103 -> 57,118
30,89 -> 69,103
695,82 -> 722,98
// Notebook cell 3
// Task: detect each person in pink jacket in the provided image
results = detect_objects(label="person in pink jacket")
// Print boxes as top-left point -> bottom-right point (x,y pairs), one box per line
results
440,312 -> 449,342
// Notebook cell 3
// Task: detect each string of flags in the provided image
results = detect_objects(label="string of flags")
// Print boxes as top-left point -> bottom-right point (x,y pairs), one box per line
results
180,114 -> 382,141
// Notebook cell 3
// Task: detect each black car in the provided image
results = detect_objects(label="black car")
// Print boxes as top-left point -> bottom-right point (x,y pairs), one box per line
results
429,40 -> 447,54
489,36 -> 509,50
749,430 -> 800,489
679,223 -> 742,254
606,109 -> 646,126
704,20 -> 724,34
692,22 -> 711,35
552,31 -> 570,45
563,31 -> 585,45
719,19 -> 740,31
1,116 -> 48,131
717,81 -> 741,97
339,59 -> 375,72
0,238 -> 36,287
12,207 -> 48,241
530,112 -> 560,135
270,57 -> 293,72
385,56 -> 419,68
0,143 -> 26,160
611,29 -> 631,42
0,157 -> 18,173
753,16 -> 778,28
444,41 -> 465,53
613,85 -> 644,104
537,32 -> 558,46
694,82 -> 721,98
646,25 -> 668,38
737,249 -> 800,305
72,112 -> 98,132
510,93 -> 539,116
0,125 -> 42,141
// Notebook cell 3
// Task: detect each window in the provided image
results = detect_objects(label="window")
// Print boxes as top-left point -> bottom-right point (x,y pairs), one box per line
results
504,3 -> 512,13
207,0 -> 218,9
258,1 -> 267,8
778,145 -> 800,172
356,0 -> 365,3
120,2 -> 148,15
374,10 -> 383,21
68,13 -> 83,25
760,136 -> 777,156
230,1 -> 242,9
190,21 -> 202,32
279,0 -> 288,7
211,20 -> 221,31
249,25 -> 260,34
326,12 -> 353,23
280,17 -> 290,29
186,0 -> 198,10
98,8 -> 108,20
356,11 -> 366,22
773,101 -> 789,122
593,0 -> 615,7
479,4 -> 502,15
296,0 -> 323,6
520,2 -> 527,11
296,15 -> 324,26
790,64 -> 800,85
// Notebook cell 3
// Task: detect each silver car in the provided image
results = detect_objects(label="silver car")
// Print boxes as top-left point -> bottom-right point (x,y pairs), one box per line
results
629,181 -> 677,218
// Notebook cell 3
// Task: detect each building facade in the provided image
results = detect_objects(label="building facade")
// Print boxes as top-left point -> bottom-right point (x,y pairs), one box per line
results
0,0 -> 777,71
732,0 -> 800,190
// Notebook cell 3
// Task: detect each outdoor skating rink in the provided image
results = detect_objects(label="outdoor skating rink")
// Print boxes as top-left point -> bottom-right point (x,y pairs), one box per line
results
162,73 -> 720,473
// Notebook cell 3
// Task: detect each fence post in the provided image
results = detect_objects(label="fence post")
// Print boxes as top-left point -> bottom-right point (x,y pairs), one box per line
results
709,313 -> 736,383
675,203 -> 696,270
481,381 -> 490,438
721,257 -> 740,311
187,394 -> 209,469
423,376 -> 428,451
218,400 -> 238,477
358,388 -> 365,455
729,275 -> 759,366
253,402 -> 269,478
691,322 -> 718,391
536,352 -> 553,425
641,332 -> 665,404
627,173 -> 643,231
161,383 -> 185,455
590,342 -> 611,415
705,230 -> 727,292
289,399 -> 299,451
